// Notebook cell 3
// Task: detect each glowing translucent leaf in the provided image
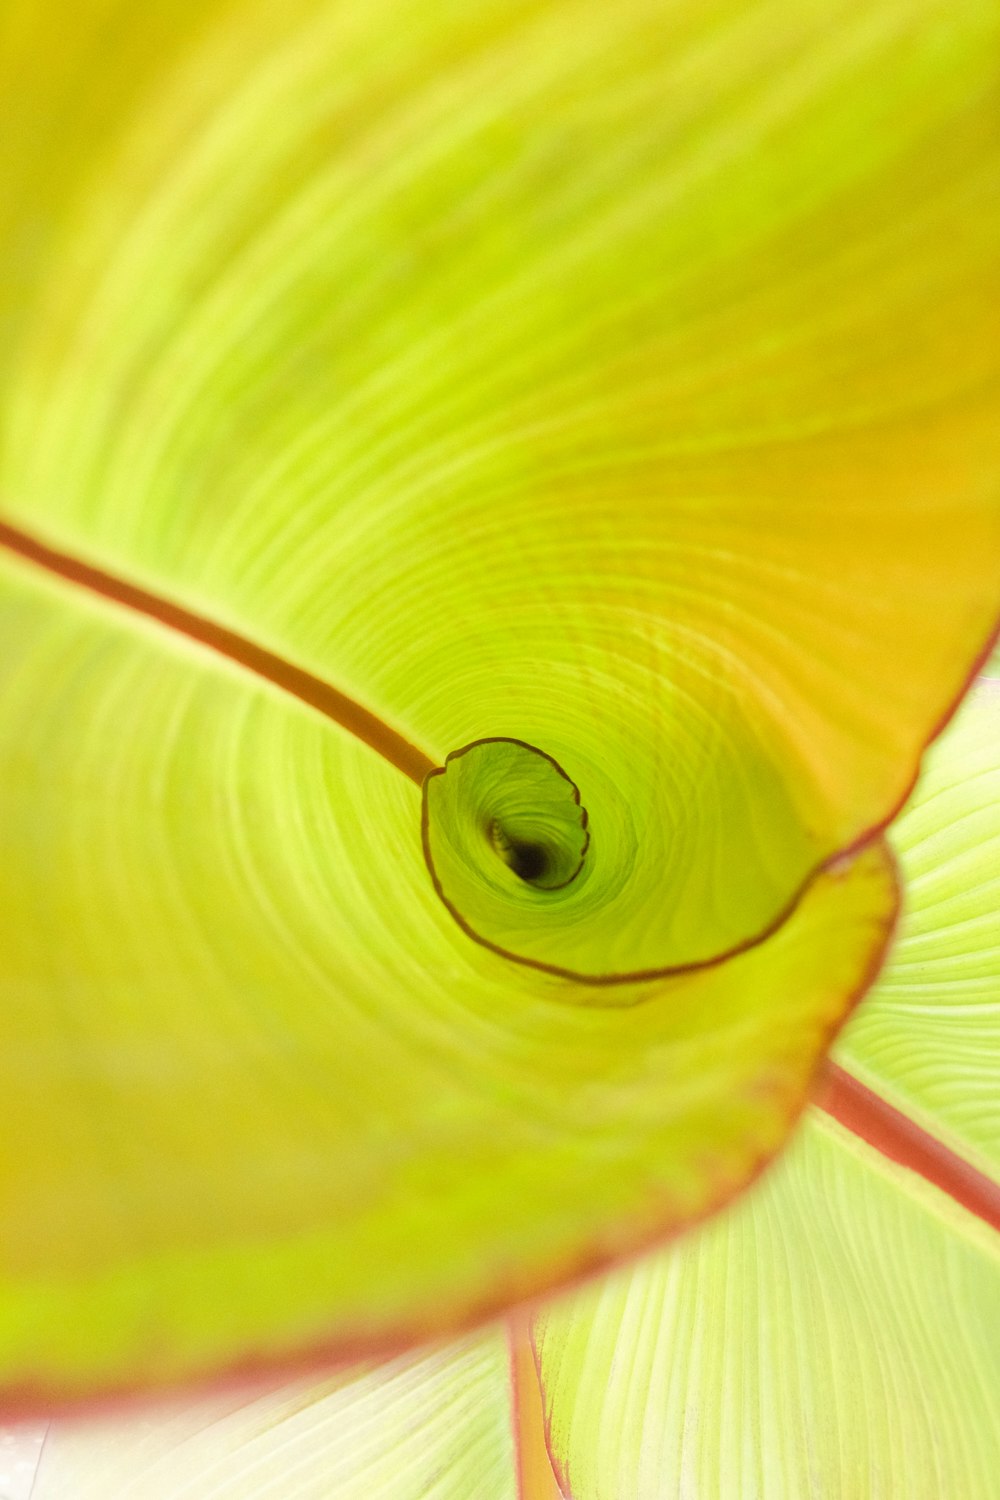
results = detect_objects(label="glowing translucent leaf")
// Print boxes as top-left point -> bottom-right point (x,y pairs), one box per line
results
29,1332 -> 518,1500
835,679 -> 1000,1177
532,684 -> 1000,1498
535,1110 -> 1000,1500
2,0 -> 999,971
0,558 -> 895,1401
1,0 -> 999,1410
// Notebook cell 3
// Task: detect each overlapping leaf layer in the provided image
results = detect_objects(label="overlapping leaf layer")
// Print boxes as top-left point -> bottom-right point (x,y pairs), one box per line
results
1,0 -> 998,1446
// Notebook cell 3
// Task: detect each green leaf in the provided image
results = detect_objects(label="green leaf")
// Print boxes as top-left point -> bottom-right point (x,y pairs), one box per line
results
25,622 -> 998,1497
533,675 -> 1000,1498
0,553 -> 898,1399
0,0 -> 999,1411
834,680 -> 1000,1178
4,0 -> 1000,971
535,1111 -> 1000,1500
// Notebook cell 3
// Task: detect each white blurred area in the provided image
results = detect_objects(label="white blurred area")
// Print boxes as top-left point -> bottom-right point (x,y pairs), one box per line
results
0,1427 -> 45,1499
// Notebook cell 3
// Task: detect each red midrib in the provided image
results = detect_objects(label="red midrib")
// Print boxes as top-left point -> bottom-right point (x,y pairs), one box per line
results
1,512 -> 998,1241
820,1062 -> 1000,1233
0,517 -> 434,785
508,1316 -> 565,1500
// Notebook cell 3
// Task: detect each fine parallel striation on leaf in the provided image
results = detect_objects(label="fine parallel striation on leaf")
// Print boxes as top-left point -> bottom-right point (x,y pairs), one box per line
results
835,681 -> 1000,1179
28,1332 -> 519,1500
535,1110 -> 1000,1500
0,0 -> 999,1406
3,0 -> 1000,975
0,555 -> 898,1400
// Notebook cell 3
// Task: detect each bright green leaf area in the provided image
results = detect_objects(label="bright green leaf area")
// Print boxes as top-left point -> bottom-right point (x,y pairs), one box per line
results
3,0 -> 1000,975
0,555 -> 897,1395
533,679 -> 1000,1500
835,681 -> 1000,1180
20,678 -> 1000,1499
536,1110 -> 1000,1500
22,1119 -> 1000,1500
2,0 -> 1000,1411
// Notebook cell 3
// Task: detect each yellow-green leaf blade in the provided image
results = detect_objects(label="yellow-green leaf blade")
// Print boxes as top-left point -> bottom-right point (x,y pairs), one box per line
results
3,0 -> 999,969
0,555 -> 896,1401
535,1110 -> 1000,1500
835,679 -> 1000,1179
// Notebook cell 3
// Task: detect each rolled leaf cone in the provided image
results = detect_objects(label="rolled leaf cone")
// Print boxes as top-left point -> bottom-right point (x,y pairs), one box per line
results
0,0 -> 998,1407
15,678 -> 1000,1496
535,676 -> 1000,1499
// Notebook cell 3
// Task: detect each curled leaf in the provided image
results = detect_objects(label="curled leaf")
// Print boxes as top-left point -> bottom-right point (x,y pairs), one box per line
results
0,0 -> 999,1402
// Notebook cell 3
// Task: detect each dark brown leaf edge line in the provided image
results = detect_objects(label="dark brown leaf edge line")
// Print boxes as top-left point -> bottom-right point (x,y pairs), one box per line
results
423,624 -> 1000,981
421,740 -> 868,988
446,736 -> 591,892
3,512 -> 998,988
